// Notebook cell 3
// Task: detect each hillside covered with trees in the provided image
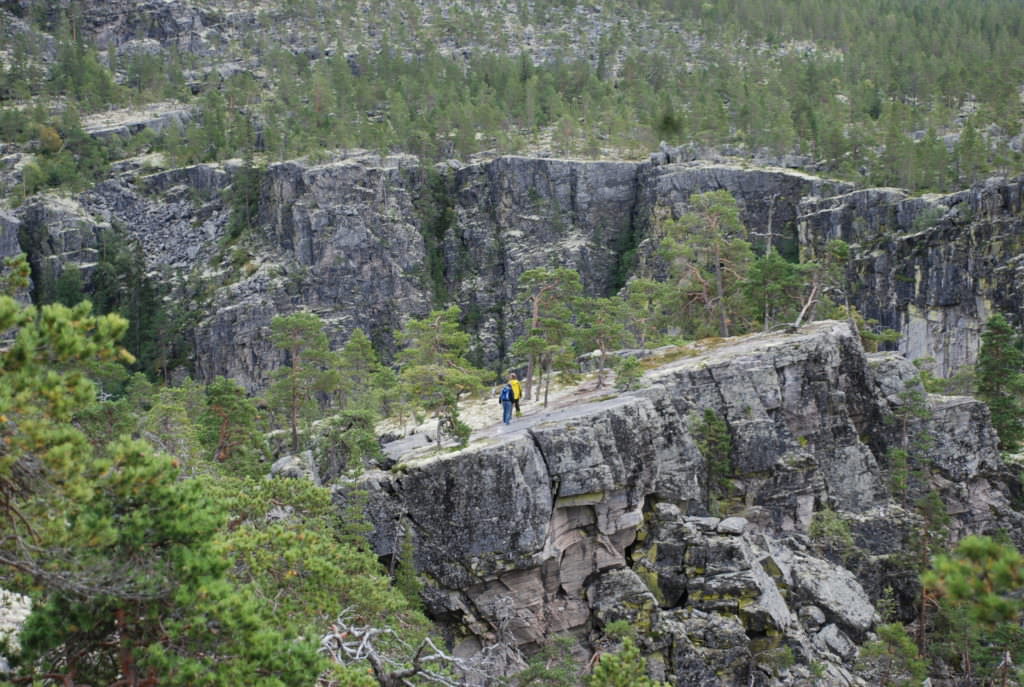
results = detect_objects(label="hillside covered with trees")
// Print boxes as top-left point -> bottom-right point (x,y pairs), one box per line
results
2,0 -> 1024,686
1,0 -> 1023,195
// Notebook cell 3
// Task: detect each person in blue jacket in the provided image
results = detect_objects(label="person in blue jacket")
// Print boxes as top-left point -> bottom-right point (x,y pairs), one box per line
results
498,381 -> 515,425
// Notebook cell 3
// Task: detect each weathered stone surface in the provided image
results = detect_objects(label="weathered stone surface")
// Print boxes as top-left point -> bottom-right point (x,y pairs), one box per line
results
0,211 -> 20,259
586,567 -> 659,627
82,103 -> 192,141
685,534 -> 791,634
646,322 -> 888,515
634,162 -> 852,258
195,154 -> 433,389
41,151 -> 877,390
71,0 -> 221,55
14,195 -> 104,300
790,554 -> 878,638
0,211 -> 28,302
801,176 -> 1024,377
50,149 -> 1021,397
718,517 -> 748,535
662,609 -> 753,687
447,156 -> 641,355
799,605 -> 826,631
351,322 -> 980,684
269,450 -> 320,485
815,623 -> 857,661
80,165 -> 229,273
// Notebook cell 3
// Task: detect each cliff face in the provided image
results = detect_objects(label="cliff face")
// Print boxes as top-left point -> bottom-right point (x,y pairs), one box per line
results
800,177 -> 1024,376
8,147 -> 1023,388
343,321 -> 1019,686
192,155 -> 434,388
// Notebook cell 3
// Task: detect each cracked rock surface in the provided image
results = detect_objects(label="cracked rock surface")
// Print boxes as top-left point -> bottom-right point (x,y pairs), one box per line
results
332,321 -> 1020,686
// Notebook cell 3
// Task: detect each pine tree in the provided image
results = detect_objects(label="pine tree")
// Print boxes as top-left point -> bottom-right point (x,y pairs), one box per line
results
335,326 -> 396,414
976,313 -> 1024,450
0,294 -> 323,685
955,118 -> 986,186
923,535 -> 1024,685
199,376 -> 268,477
693,408 -> 733,497
620,277 -> 671,348
396,305 -> 487,445
661,191 -> 754,338
856,623 -> 927,687
587,633 -> 668,687
742,248 -> 811,331
266,311 -> 335,453
578,297 -> 632,388
514,267 -> 583,401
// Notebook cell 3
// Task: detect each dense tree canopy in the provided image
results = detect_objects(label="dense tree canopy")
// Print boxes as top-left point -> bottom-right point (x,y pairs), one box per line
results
2,0 -> 1022,191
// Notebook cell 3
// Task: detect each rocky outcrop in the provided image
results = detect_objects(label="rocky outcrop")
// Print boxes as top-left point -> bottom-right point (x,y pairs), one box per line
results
635,161 -> 852,258
184,157 -> 863,387
64,0 -> 221,56
800,176 -> 1024,376
190,154 -> 433,388
67,153 -> 849,387
82,103 -> 193,141
338,321 -> 1017,686
0,210 -> 22,263
14,195 -> 104,301
446,156 -> 640,354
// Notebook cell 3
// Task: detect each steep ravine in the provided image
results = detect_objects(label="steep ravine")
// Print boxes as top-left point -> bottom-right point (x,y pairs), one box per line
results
337,321 -> 1020,687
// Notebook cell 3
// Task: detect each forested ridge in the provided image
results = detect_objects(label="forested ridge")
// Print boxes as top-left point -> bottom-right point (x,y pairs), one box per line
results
2,0 -> 1024,685
1,0 -> 1022,194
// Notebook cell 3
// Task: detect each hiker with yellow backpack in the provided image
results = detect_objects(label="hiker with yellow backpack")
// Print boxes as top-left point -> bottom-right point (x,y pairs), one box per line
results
508,373 -> 522,417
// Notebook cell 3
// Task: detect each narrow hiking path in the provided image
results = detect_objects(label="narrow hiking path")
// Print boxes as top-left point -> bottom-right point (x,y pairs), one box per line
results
380,375 -> 626,463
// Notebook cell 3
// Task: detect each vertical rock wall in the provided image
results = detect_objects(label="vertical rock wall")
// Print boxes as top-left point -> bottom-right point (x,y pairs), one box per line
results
11,149 -> 1023,388
800,177 -> 1024,376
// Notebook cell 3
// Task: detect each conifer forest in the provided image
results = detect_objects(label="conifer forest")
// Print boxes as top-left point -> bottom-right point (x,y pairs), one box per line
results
1,1 -> 1024,685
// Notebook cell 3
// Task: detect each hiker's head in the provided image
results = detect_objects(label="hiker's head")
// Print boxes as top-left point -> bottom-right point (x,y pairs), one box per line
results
509,372 -> 517,380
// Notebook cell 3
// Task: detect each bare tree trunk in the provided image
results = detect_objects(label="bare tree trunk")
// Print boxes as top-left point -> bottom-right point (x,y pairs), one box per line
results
290,351 -> 301,453
543,363 -> 551,407
915,556 -> 930,655
523,295 -> 541,401
714,242 -> 729,337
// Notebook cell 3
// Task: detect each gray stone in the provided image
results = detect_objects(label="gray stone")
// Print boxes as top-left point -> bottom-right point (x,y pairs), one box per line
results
801,177 -> 1024,378
791,554 -> 878,638
347,320 -> 1013,664
717,517 -> 748,535
799,605 -> 826,630
688,516 -> 722,531
663,609 -> 753,686
816,623 -> 857,661
685,534 -> 791,633
586,567 -> 658,627
270,450 -> 320,484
